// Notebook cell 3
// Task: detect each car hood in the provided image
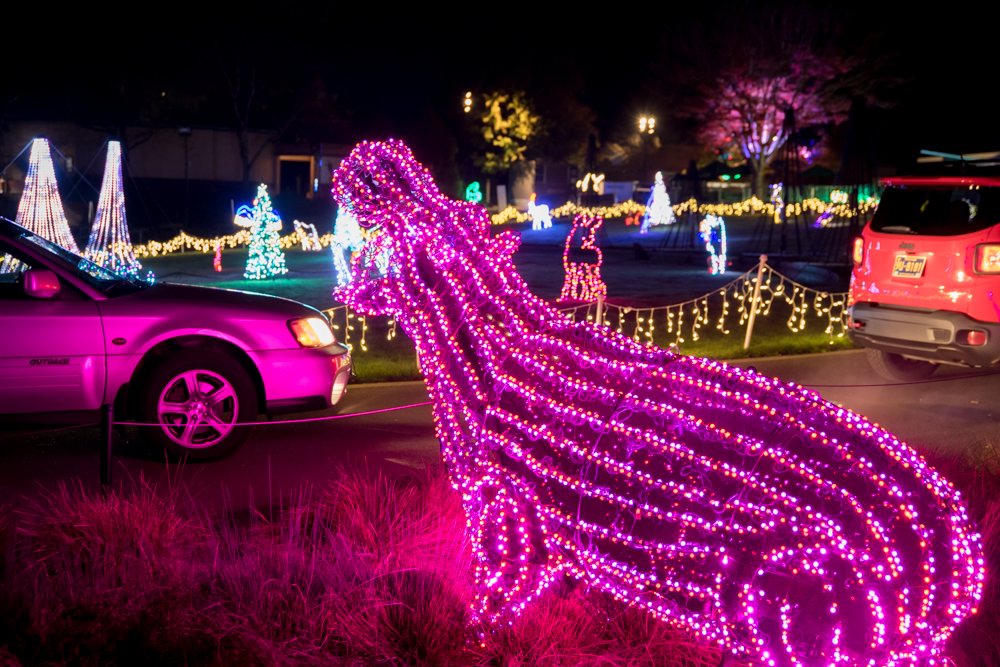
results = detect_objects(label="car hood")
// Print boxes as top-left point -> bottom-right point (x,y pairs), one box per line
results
135,282 -> 319,318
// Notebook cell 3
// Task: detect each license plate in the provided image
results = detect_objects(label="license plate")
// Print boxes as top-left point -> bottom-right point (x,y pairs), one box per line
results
892,255 -> 926,277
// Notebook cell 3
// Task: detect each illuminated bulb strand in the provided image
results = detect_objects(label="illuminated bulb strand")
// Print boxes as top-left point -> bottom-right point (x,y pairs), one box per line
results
84,141 -> 141,279
559,263 -> 849,346
325,261 -> 847,352
330,139 -> 983,667
119,194 -> 878,260
490,196 -> 879,226
1,138 -> 79,274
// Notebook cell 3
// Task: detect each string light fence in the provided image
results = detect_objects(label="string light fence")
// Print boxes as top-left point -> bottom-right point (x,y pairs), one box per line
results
322,258 -> 847,356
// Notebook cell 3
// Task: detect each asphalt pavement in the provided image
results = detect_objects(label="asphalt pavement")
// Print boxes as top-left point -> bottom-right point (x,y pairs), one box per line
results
2,349 -> 998,511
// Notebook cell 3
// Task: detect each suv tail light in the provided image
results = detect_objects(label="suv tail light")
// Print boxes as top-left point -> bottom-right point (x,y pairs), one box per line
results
975,244 -> 1000,274
852,237 -> 864,265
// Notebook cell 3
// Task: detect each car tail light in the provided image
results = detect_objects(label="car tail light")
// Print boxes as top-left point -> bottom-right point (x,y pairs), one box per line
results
289,317 -> 336,348
962,330 -> 987,346
975,244 -> 1000,273
852,237 -> 864,265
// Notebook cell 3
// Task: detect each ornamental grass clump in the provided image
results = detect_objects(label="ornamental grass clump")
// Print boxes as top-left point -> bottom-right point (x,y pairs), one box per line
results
1,457 -> 998,666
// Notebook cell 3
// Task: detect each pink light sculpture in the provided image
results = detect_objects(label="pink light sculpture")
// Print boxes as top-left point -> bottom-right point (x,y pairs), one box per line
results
558,212 -> 607,302
332,140 -> 984,667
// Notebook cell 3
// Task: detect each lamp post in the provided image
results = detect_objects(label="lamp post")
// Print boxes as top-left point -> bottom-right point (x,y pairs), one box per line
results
639,116 -> 655,182
179,127 -> 191,226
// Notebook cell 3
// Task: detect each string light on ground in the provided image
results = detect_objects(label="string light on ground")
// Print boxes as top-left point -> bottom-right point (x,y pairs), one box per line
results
235,184 -> 287,280
1,138 -> 78,273
558,212 -> 606,302
84,141 -> 142,279
330,139 -> 984,667
116,193 -> 878,257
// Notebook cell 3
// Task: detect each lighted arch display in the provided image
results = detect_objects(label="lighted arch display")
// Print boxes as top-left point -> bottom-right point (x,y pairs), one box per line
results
331,139 -> 983,667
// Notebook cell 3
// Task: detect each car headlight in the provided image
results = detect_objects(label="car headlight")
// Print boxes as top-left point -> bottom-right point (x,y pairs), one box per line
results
288,317 -> 336,348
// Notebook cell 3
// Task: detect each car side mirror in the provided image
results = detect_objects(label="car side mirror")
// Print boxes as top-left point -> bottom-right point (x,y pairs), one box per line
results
24,268 -> 61,298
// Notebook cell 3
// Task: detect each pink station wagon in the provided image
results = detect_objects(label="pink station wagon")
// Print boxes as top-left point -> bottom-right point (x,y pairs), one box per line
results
0,217 -> 351,460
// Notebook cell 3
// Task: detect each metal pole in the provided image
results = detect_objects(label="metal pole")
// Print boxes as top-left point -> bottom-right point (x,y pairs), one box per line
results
743,254 -> 768,350
100,403 -> 114,495
595,294 -> 604,327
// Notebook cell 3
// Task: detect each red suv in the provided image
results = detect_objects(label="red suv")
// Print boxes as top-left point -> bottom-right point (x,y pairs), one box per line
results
849,176 -> 1000,380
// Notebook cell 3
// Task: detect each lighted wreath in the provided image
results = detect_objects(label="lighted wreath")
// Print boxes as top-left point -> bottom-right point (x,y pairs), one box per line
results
332,140 -> 983,667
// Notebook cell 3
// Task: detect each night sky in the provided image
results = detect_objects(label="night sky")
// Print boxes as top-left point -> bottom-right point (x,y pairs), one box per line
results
6,2 -> 999,172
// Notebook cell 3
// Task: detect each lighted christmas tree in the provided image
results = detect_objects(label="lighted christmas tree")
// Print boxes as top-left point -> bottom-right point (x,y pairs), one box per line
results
84,141 -> 142,279
1,137 -> 79,274
235,184 -> 287,280
639,171 -> 674,233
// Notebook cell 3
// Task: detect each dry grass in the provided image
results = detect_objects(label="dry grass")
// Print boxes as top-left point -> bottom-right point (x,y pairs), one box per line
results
3,452 -> 1000,666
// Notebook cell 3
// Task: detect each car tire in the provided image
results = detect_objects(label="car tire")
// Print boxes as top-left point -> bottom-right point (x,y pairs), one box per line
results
139,351 -> 257,461
865,348 -> 937,382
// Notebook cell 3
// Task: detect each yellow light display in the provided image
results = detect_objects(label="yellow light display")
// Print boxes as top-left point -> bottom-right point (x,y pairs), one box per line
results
125,196 -> 878,256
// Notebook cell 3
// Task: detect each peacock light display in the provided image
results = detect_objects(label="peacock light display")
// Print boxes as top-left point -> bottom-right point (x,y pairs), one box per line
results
331,140 -> 983,667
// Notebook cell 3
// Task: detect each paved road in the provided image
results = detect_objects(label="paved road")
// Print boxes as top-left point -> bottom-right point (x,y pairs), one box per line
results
2,350 -> 998,510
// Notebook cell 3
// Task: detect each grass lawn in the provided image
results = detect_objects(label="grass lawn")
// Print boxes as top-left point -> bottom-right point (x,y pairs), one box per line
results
141,240 -> 856,383
3,453 -> 997,666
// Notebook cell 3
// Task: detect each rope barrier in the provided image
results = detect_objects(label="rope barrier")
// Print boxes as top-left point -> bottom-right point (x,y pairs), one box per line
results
118,400 -> 432,428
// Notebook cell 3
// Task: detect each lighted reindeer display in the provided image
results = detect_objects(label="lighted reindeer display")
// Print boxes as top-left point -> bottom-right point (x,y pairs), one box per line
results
332,140 -> 983,667
558,212 -> 607,302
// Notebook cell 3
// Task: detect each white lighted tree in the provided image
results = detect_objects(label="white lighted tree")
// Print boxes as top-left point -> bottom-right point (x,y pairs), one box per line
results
85,141 -> 142,278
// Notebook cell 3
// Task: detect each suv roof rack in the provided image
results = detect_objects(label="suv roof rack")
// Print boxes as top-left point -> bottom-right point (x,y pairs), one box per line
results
917,150 -> 1000,166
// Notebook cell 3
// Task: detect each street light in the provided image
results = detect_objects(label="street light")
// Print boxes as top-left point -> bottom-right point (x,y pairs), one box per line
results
638,116 -> 655,182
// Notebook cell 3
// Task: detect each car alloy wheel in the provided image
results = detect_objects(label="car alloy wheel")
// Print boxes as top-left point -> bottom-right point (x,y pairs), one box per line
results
157,369 -> 239,448
139,350 -> 257,461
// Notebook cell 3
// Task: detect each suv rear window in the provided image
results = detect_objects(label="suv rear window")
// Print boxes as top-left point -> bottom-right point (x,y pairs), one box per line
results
870,186 -> 1000,236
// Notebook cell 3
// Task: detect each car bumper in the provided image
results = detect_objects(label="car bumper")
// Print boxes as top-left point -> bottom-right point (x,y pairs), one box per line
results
256,343 -> 352,415
848,302 -> 1000,367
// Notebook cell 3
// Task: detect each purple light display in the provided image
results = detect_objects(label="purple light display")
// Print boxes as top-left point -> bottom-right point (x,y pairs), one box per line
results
332,140 -> 983,667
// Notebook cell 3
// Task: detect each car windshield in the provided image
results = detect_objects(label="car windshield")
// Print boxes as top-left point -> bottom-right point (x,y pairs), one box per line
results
1,219 -> 147,295
871,185 -> 1000,236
